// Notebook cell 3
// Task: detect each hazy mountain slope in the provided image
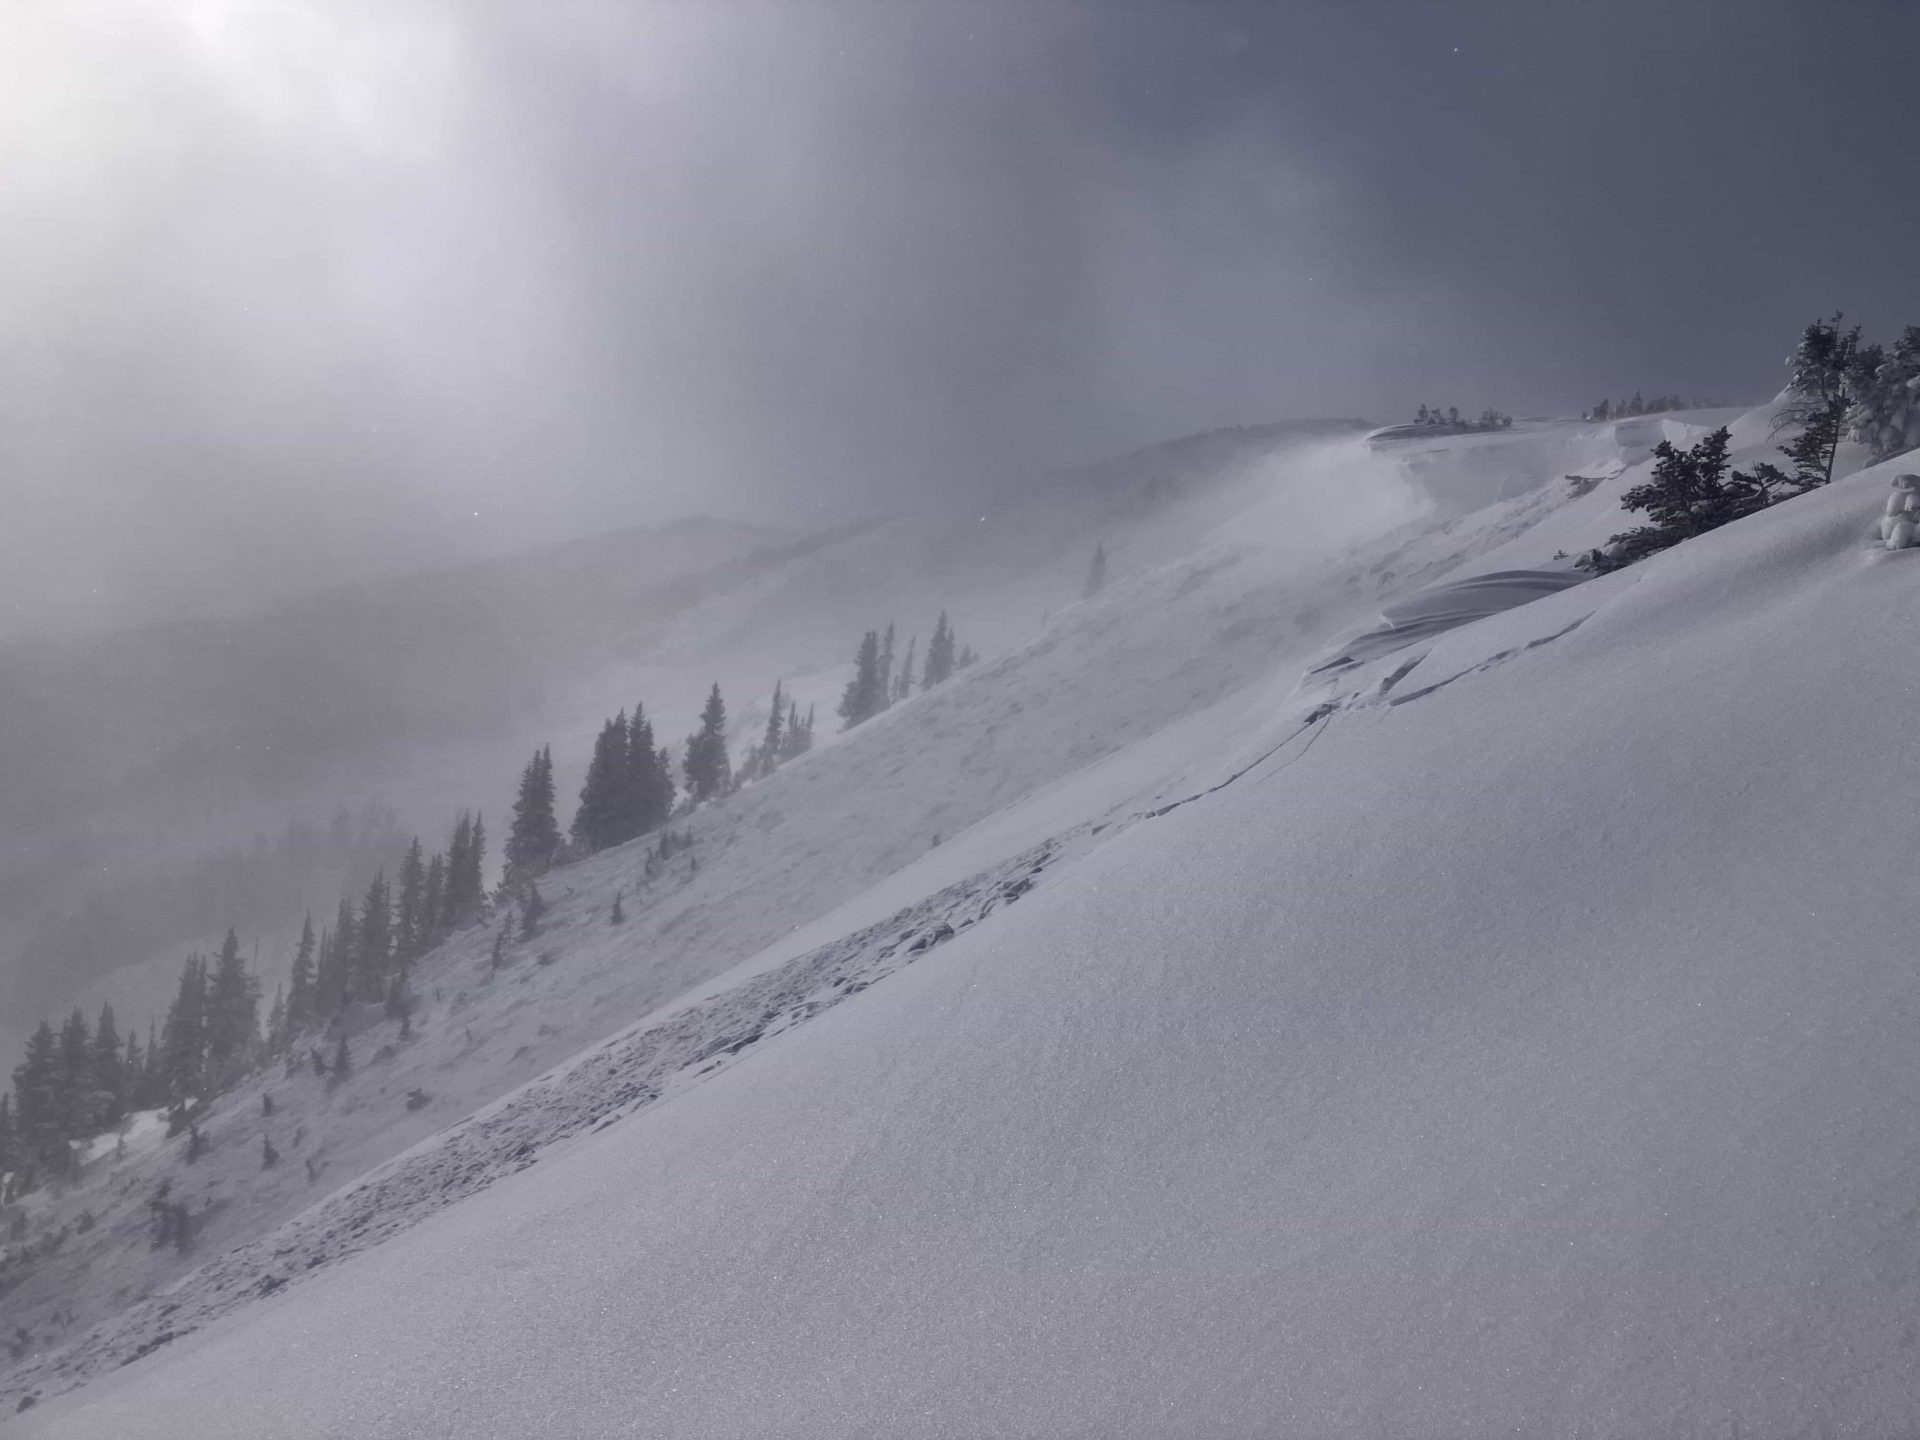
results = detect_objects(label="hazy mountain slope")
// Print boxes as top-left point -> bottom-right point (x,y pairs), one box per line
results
0,412 -> 1661,1395
16,435 -> 1919,1437
0,423 -> 1373,1051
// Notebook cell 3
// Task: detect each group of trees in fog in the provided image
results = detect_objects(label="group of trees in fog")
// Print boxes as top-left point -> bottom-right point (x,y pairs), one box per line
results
837,612 -> 976,732
2,809 -> 490,1196
4,619 -> 988,1195
1577,312 -> 1920,574
736,680 -> 816,783
1583,393 -> 1706,421
10,805 -> 410,1019
1412,404 -> 1513,430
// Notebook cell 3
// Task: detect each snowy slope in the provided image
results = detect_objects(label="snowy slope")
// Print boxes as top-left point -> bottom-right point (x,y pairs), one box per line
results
13,426 -> 1920,1435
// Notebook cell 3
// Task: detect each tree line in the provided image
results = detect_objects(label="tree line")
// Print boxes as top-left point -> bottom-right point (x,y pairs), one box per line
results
1583,393 -> 1709,421
1412,405 -> 1514,430
2,642 -> 966,1196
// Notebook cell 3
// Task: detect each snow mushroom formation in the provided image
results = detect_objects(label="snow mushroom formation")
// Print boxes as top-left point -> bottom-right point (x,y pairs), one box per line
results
1876,473 -> 1920,549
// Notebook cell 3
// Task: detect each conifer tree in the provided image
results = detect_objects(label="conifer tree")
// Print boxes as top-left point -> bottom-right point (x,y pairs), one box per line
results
839,631 -> 885,729
442,812 -> 487,927
521,882 -> 547,938
265,985 -> 287,1058
1771,313 -> 1863,488
395,838 -> 427,968
1578,427 -> 1774,573
754,681 -> 786,779
443,812 -> 474,929
958,644 -> 977,669
1084,542 -> 1108,599
506,749 -> 561,886
90,1004 -> 124,1131
286,912 -> 317,1037
205,929 -> 259,1084
330,1035 -> 352,1083
313,912 -> 349,1020
159,956 -> 209,1109
0,1092 -> 15,1184
140,1018 -> 161,1111
13,1020 -> 66,1180
627,705 -> 674,837
354,872 -> 393,1001
781,699 -> 808,759
879,624 -> 896,712
573,714 -> 630,853
610,891 -> 626,925
683,684 -> 731,802
57,1008 -> 93,1144
422,852 -> 446,950
922,612 -> 956,690
895,638 -> 917,704
122,1029 -> 144,1112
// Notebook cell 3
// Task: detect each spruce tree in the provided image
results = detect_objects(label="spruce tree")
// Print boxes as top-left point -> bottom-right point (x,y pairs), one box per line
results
58,1008 -> 92,1140
755,681 -> 785,779
895,638 -> 917,704
443,812 -> 474,929
0,1093 -> 15,1184
13,1020 -> 66,1180
781,699 -> 809,759
122,1030 -> 144,1112
422,852 -> 446,950
683,684 -> 731,802
90,1003 -> 124,1131
610,891 -> 626,925
330,1034 -> 352,1082
265,985 -> 287,1058
158,956 -> 209,1110
879,624 -> 896,712
1771,313 -> 1863,488
1084,542 -> 1108,599
922,612 -> 956,690
506,749 -> 561,886
442,812 -> 487,927
839,632 -> 885,730
627,706 -> 674,837
1578,427 -> 1774,573
572,714 -> 630,853
140,1018 -> 161,1111
395,838 -> 427,968
355,872 -> 393,1002
286,912 -> 317,1037
521,883 -> 547,938
205,929 -> 259,1085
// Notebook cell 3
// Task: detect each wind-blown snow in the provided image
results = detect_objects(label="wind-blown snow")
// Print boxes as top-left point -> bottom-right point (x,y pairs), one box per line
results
16,409 -> 1920,1437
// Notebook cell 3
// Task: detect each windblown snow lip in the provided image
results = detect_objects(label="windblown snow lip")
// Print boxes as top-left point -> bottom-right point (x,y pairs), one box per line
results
1306,568 -> 1587,674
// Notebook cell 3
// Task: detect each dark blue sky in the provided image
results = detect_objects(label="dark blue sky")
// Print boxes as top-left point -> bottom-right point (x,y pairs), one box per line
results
2,0 -> 1917,632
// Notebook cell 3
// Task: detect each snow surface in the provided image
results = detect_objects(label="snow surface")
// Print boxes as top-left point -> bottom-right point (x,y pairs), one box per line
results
18,409 -> 1920,1436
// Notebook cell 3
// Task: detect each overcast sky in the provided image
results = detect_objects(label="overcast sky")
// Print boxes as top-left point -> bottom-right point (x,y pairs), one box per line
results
3,0 -> 1917,635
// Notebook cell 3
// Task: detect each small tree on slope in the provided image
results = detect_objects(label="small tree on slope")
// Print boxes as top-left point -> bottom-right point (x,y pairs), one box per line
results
1577,427 -> 1778,574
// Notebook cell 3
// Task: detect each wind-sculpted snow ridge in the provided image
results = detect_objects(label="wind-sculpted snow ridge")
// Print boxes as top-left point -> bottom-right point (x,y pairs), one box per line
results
0,836 -> 1071,1415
